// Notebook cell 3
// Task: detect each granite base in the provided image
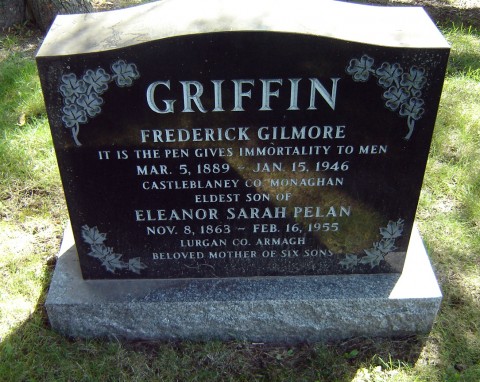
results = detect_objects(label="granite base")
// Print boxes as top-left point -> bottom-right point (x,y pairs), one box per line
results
45,224 -> 442,342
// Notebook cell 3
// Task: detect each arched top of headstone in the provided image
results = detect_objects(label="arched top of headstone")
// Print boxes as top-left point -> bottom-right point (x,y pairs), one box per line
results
36,0 -> 449,280
37,0 -> 449,57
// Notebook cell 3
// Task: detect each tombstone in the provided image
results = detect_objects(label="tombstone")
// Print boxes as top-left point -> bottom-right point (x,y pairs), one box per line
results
38,0 -> 448,341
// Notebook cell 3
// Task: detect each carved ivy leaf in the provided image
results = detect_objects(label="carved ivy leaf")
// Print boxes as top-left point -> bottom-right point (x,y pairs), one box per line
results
339,254 -> 359,270
83,68 -> 111,94
81,225 -> 107,245
111,60 -> 140,87
88,244 -> 113,259
128,257 -> 148,274
59,73 -> 87,100
81,224 -> 148,274
101,253 -> 127,273
373,238 -> 397,254
379,219 -> 404,239
360,248 -> 384,268
76,92 -> 104,117
346,54 -> 375,82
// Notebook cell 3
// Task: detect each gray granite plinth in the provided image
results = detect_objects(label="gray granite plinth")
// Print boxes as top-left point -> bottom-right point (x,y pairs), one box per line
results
46,224 -> 442,342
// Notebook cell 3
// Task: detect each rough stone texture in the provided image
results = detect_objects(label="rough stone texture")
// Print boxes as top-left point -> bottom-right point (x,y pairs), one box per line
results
46,224 -> 442,342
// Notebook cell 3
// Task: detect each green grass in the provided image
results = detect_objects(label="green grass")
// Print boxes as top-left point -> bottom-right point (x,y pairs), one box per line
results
0,29 -> 66,356
0,18 -> 479,382
414,23 -> 480,382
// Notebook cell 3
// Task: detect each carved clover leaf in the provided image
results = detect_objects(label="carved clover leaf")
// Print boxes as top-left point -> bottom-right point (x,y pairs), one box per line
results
59,59 -> 140,145
345,55 -> 428,141
346,55 -> 375,82
383,86 -> 409,111
411,88 -> 422,98
82,225 -> 107,245
62,104 -> 87,128
128,257 -> 148,274
375,62 -> 403,88
399,98 -> 425,121
101,253 -> 127,273
111,60 -> 140,87
360,248 -> 384,268
83,68 -> 111,94
76,92 -> 104,118
400,66 -> 427,90
59,73 -> 87,101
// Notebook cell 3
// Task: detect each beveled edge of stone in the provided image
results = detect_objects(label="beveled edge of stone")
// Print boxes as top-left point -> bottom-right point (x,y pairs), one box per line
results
37,0 -> 449,58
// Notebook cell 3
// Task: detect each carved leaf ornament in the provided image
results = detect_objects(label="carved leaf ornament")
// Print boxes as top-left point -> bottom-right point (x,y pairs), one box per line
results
81,225 -> 147,274
65,56 -> 411,274
59,60 -> 139,146
339,218 -> 405,270
346,55 -> 427,140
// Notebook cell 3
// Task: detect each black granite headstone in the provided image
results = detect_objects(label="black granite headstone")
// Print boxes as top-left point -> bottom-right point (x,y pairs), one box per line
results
37,0 -> 449,279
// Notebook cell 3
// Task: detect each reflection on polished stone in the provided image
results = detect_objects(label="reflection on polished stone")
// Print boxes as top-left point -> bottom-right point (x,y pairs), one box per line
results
37,0 -> 449,279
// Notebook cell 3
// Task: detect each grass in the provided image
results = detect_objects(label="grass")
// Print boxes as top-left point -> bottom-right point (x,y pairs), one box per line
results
0,14 -> 479,382
414,22 -> 480,382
